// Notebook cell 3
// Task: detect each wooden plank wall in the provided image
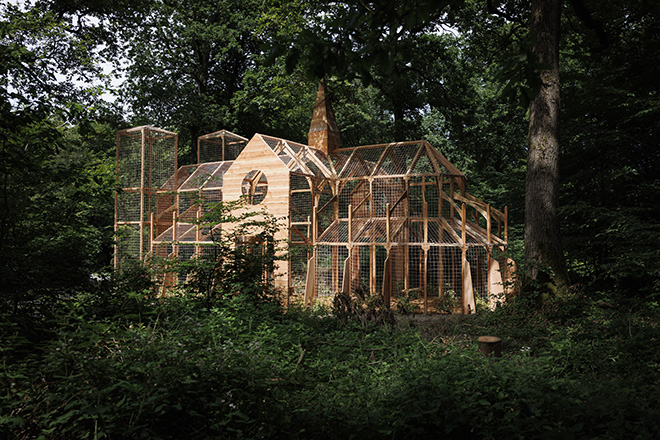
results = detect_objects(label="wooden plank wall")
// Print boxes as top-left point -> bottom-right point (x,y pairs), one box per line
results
222,134 -> 291,292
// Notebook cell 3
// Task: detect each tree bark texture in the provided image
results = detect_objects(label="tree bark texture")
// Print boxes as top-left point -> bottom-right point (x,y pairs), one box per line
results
525,0 -> 570,289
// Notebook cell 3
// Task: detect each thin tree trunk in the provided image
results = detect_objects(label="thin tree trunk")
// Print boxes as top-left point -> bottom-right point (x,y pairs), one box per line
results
525,0 -> 569,291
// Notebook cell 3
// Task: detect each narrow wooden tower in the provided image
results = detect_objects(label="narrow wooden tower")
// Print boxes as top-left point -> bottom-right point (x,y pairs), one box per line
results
308,79 -> 340,155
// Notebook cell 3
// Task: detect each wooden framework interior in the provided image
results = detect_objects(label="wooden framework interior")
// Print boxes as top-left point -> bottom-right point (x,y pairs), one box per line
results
115,126 -> 510,313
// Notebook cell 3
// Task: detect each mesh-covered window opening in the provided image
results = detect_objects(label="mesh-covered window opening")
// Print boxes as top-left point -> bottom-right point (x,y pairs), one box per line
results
290,174 -> 312,224
409,177 -> 424,217
117,128 -> 177,190
466,246 -> 489,302
223,141 -> 246,161
317,185 -> 335,232
315,245 -> 348,297
177,244 -> 196,284
242,170 -> 268,205
291,193 -> 312,223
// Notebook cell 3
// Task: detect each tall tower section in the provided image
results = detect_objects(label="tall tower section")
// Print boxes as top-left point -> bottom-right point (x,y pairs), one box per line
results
115,126 -> 178,266
308,79 -> 340,154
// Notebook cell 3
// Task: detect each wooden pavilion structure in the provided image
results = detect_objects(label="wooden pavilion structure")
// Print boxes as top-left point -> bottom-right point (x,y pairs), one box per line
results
115,82 -> 510,313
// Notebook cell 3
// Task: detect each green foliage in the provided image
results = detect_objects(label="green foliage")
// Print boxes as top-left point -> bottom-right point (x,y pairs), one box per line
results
114,0 -> 316,159
0,116 -> 115,313
3,286 -> 660,439
160,198 -> 285,301
559,0 -> 660,298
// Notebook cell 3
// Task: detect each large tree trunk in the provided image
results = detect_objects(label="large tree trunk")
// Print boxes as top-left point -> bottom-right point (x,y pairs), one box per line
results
525,0 -> 570,291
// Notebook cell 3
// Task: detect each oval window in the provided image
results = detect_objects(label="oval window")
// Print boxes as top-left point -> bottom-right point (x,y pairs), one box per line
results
241,170 -> 268,204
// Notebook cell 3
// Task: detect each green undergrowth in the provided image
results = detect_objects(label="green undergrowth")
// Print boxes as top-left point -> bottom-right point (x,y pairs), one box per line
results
2,289 -> 659,439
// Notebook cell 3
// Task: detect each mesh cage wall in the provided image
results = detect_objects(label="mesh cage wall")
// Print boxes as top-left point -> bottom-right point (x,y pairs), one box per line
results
117,131 -> 143,189
466,246 -> 489,302
115,127 -> 177,266
116,224 -> 141,266
198,130 -> 248,163
149,131 -> 177,190
289,244 -> 309,297
315,245 -> 348,297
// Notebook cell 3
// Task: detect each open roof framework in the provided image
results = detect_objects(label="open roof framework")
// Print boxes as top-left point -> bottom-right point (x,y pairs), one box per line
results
115,126 -> 510,313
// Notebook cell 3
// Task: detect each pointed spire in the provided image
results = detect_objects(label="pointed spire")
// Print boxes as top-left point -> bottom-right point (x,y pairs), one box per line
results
308,79 -> 340,155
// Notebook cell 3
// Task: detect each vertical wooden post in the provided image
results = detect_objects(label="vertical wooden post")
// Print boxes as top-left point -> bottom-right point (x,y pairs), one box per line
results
386,203 -> 391,245
369,179 -> 376,295
403,177 -> 410,293
306,215 -> 312,258
332,181 -> 340,293
461,203 -> 467,245
452,247 -> 456,293
449,178 -> 455,218
487,204 -> 492,244
423,201 -> 428,243
150,212 -> 155,254
460,203 -> 474,314
195,208 -> 201,257
139,128 -> 146,259
423,201 -> 428,313
439,178 -> 444,218
114,132 -> 120,269
462,246 -> 472,314
222,133 -> 226,162
312,200 -> 318,243
423,248 -> 428,314
172,212 -> 178,258
383,202 -> 392,307
348,204 -> 353,294
504,206 -> 508,243
147,130 -> 154,259
438,247 -> 443,299
348,205 -> 353,243
308,201 -> 319,303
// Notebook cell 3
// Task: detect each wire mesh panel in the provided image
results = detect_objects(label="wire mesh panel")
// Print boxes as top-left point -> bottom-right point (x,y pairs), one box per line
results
201,189 -> 223,213
316,245 -> 341,297
115,126 -> 177,266
179,190 -> 201,221
316,181 -> 335,234
466,246 -> 489,302
289,244 -> 309,297
177,244 -> 196,284
117,133 -> 143,189
115,224 -> 141,265
150,131 -> 178,190
198,130 -> 248,163
117,191 -> 141,222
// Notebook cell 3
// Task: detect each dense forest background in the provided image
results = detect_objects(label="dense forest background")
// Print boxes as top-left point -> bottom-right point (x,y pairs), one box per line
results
2,0 -> 660,438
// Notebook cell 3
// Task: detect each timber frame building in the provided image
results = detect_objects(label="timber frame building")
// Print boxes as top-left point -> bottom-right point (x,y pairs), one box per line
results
115,82 -> 510,313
